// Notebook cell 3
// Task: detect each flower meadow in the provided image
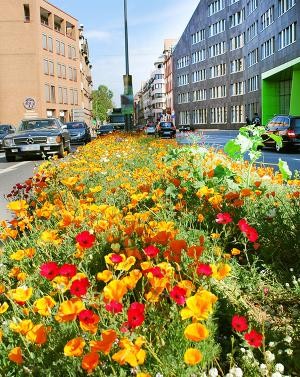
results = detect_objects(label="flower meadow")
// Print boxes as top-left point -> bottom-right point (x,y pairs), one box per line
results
0,133 -> 299,377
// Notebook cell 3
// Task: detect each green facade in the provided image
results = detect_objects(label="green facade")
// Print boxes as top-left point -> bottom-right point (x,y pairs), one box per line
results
262,57 -> 300,125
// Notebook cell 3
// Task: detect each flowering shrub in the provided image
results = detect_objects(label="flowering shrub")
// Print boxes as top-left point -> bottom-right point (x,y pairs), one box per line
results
0,134 -> 299,376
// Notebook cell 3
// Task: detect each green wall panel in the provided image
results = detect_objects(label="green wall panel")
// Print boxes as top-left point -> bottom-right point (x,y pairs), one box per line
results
290,69 -> 300,115
262,80 -> 280,125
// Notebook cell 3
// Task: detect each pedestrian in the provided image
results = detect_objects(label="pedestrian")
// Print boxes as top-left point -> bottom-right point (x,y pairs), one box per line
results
252,112 -> 261,127
245,115 -> 251,125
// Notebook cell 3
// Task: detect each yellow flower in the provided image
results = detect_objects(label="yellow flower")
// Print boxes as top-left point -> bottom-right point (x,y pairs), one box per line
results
112,337 -> 146,367
33,296 -> 56,316
184,323 -> 209,341
64,337 -> 86,357
55,298 -> 85,322
52,276 -> 70,292
0,302 -> 9,314
96,270 -> 113,283
89,185 -> 102,193
184,348 -> 202,365
10,319 -> 34,335
211,263 -> 231,280
197,213 -> 204,223
180,290 -> 218,321
116,256 -> 136,271
103,280 -> 128,303
10,249 -> 26,261
122,269 -> 142,289
40,230 -> 62,245
211,233 -> 221,240
8,286 -> 32,302
7,200 -> 28,214
26,324 -> 48,345
60,176 -> 79,187
231,248 -> 241,255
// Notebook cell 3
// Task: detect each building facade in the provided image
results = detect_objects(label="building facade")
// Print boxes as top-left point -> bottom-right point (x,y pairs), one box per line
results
173,0 -> 300,129
0,0 -> 93,126
163,39 -> 177,121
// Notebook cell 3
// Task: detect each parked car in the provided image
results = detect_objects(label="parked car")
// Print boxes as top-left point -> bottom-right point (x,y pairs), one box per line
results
96,124 -> 115,136
2,118 -> 71,162
65,121 -> 91,144
0,124 -> 15,151
144,124 -> 156,135
156,121 -> 176,138
262,115 -> 300,152
178,125 -> 195,132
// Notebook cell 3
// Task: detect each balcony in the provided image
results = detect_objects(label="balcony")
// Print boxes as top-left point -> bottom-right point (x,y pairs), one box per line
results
40,7 -> 51,27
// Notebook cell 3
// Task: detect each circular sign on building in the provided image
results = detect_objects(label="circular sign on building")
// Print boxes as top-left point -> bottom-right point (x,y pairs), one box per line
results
23,97 -> 36,110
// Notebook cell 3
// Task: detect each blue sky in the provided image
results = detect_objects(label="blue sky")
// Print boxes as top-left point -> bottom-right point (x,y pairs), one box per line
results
52,0 -> 199,106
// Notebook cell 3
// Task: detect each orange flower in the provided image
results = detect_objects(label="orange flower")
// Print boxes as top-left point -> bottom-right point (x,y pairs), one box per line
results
26,324 -> 48,345
8,286 -> 32,303
96,270 -> 113,283
7,200 -> 28,215
121,269 -> 142,290
112,337 -> 146,367
231,248 -> 241,256
33,296 -> 56,316
10,319 -> 34,335
64,337 -> 86,357
184,348 -> 202,365
181,290 -> 218,321
186,245 -> 204,259
240,188 -> 252,197
90,329 -> 117,354
8,347 -> 23,364
55,298 -> 85,322
82,352 -> 99,373
184,323 -> 209,341
103,280 -> 128,303
211,263 -> 231,280
0,302 -> 9,314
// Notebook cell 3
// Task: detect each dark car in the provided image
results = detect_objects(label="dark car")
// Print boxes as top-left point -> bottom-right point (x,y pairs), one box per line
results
178,125 -> 195,132
3,118 -> 71,162
65,121 -> 91,144
156,121 -> 176,138
96,124 -> 115,136
0,124 -> 15,151
262,115 -> 300,152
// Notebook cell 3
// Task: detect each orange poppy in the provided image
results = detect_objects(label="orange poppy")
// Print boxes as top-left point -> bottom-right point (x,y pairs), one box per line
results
81,352 -> 99,373
184,348 -> 202,365
8,347 -> 23,364
64,337 -> 85,357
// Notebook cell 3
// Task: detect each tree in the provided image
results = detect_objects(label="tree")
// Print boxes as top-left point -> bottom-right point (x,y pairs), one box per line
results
92,85 -> 114,123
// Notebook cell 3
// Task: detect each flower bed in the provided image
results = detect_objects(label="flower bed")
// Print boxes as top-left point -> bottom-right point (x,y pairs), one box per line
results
0,133 -> 299,376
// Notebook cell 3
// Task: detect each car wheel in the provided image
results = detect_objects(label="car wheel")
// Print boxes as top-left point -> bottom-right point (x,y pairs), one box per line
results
5,154 -> 16,162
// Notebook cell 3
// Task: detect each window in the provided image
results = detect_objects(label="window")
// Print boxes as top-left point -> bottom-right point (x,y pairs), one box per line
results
45,84 -> 50,102
248,48 -> 259,67
72,47 -> 76,59
210,63 -> 226,79
248,75 -> 259,92
177,56 -> 189,69
74,90 -> 78,105
279,22 -> 297,50
69,67 -> 73,80
261,37 -> 275,59
56,40 -> 60,54
191,49 -> 206,64
231,105 -> 244,123
57,63 -> 61,78
278,0 -> 296,16
24,4 -> 30,22
58,87 -> 63,104
192,69 -> 206,83
230,9 -> 245,28
73,68 -> 77,82
230,81 -> 245,96
261,6 -> 274,30
62,65 -> 66,79
60,42 -> 65,56
210,85 -> 226,99
179,111 -> 190,125
230,58 -> 244,73
210,107 -> 227,123
48,37 -> 53,52
178,74 -> 189,86
193,89 -> 207,102
247,0 -> 258,15
229,0 -> 239,4
178,93 -> 189,104
63,88 -> 68,104
42,34 -> 47,49
209,41 -> 226,57
192,29 -> 205,44
70,89 -> 74,105
155,74 -> 164,80
193,108 -> 207,124
49,61 -> 54,76
68,45 -> 72,58
208,0 -> 225,16
247,21 -> 258,41
43,59 -> 49,75
208,19 -> 226,37
230,33 -> 245,51
50,85 -> 55,103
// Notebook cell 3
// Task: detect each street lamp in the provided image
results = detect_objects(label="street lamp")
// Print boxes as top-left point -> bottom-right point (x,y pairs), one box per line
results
121,0 -> 133,132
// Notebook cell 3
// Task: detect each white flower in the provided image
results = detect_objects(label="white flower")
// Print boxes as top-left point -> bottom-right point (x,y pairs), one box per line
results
285,283 -> 290,288
240,347 -> 246,353
265,350 -> 275,362
275,364 -> 284,373
289,268 -> 294,272
284,336 -> 292,344
208,368 -> 219,377
155,374 -> 163,377
259,364 -> 268,376
271,373 -> 282,377
225,374 -> 234,377
268,342 -> 276,348
285,348 -> 293,355
229,367 -> 243,377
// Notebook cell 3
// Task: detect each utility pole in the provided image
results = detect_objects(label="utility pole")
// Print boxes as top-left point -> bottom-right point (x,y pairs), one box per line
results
122,0 -> 133,132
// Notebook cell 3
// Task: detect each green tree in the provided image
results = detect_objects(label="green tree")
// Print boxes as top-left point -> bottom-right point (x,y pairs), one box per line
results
92,85 -> 114,123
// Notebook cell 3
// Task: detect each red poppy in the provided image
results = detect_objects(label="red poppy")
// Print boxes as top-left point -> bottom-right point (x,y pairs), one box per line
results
143,266 -> 164,278
143,245 -> 160,258
75,231 -> 96,248
59,263 -> 77,278
237,219 -> 259,243
105,300 -> 123,314
70,278 -> 89,297
110,254 -> 123,264
216,212 -> 233,224
237,219 -> 249,232
196,263 -> 213,276
231,314 -> 248,332
170,286 -> 187,306
78,310 -> 96,324
127,302 -> 145,329
40,261 -> 60,280
244,329 -> 263,347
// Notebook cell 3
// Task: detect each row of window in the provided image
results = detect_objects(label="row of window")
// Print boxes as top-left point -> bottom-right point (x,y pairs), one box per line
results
44,84 -> 78,105
42,34 -> 76,59
43,60 -> 77,81
178,105 -> 245,125
178,21 -> 296,69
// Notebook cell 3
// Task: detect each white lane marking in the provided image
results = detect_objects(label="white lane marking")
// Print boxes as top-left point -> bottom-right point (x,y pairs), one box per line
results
0,161 -> 32,175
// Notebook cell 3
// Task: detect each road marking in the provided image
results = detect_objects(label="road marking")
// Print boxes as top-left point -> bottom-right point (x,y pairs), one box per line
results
0,161 -> 32,175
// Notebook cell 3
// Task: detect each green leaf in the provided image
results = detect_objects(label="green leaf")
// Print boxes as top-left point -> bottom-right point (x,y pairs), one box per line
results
278,159 -> 292,180
214,165 -> 233,179
224,140 -> 242,160
236,134 -> 253,153
268,134 -> 282,147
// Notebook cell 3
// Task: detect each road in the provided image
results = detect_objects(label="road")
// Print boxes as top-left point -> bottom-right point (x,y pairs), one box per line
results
1,131 -> 299,221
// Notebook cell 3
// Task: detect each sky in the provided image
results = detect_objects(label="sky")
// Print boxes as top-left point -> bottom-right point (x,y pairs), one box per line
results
52,0 -> 200,106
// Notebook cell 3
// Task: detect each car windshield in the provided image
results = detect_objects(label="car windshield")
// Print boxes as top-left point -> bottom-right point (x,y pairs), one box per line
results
100,125 -> 113,130
66,122 -> 85,129
19,120 -> 58,131
160,122 -> 173,128
0,125 -> 10,133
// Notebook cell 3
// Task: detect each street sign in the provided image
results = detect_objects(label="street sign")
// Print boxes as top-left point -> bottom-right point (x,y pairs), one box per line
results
23,97 -> 36,110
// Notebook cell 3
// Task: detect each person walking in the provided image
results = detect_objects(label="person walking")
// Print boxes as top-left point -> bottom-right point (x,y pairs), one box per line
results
252,113 -> 261,127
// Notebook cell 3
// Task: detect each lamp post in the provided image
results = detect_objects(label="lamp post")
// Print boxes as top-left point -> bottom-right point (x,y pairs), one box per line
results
122,0 -> 133,132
